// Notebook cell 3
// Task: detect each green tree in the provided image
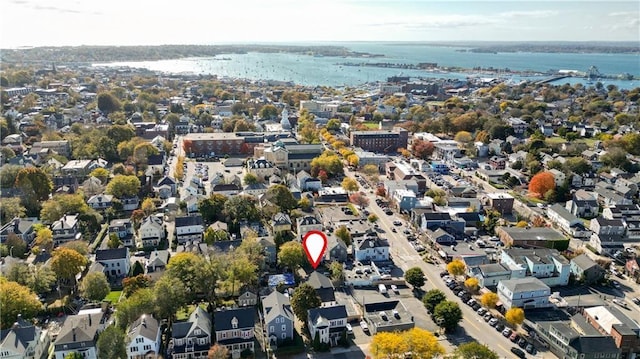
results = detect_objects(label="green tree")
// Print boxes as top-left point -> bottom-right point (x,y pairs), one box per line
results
278,241 -> 306,269
115,288 -> 155,329
326,118 -> 341,131
122,274 -> 151,297
0,197 -> 25,224
329,261 -> 344,281
141,198 -> 156,216
243,172 -> 259,185
51,247 -> 88,283
166,252 -> 203,298
422,289 -> 446,313
0,278 -> 42,329
223,195 -> 259,223
89,168 -> 110,184
266,184 -> 297,212
5,233 -> 26,258
404,267 -> 426,288
154,275 -> 187,323
433,300 -> 463,333
341,177 -> 359,193
368,214 -> 379,223
310,151 -> 343,176
106,175 -> 141,198
204,227 -> 228,243
80,272 -> 110,302
97,92 -> 122,114
15,167 -> 52,203
107,233 -> 122,249
290,283 -> 321,323
199,194 -> 228,223
298,197 -> 312,212
133,142 -> 160,165
454,342 -> 499,359
335,226 -> 352,246
64,353 -> 83,359
97,325 -> 127,359
258,104 -> 278,120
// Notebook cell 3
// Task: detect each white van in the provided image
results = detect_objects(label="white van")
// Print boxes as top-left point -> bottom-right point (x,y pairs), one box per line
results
378,284 -> 387,294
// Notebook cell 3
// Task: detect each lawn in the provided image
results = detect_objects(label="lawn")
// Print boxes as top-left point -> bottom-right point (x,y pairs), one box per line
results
545,137 -> 567,145
362,122 -> 379,129
104,291 -> 122,303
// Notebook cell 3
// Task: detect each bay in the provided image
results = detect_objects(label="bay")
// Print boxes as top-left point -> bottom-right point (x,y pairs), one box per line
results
93,42 -> 640,89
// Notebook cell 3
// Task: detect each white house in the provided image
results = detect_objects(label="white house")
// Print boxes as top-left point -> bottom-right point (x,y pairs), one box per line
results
138,215 -> 165,248
497,277 -> 551,310
354,234 -> 390,262
0,317 -> 50,359
87,194 -> 114,210
307,305 -> 348,347
126,314 -> 161,359
95,248 -> 131,279
296,216 -> 323,240
500,248 -> 571,287
548,169 -> 566,187
174,215 -> 204,244
53,311 -> 106,359
547,204 -> 591,238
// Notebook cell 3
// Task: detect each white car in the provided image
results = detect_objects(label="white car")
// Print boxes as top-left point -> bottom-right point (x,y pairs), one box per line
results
390,284 -> 399,293
345,323 -> 353,334
360,320 -> 369,332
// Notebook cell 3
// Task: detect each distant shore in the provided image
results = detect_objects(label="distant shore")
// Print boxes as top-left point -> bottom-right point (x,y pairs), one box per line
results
385,41 -> 640,54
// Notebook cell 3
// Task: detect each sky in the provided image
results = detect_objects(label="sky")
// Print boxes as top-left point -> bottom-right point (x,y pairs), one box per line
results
1,0 -> 638,47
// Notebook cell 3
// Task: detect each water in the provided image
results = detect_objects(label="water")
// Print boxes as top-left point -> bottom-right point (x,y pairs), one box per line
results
93,42 -> 640,89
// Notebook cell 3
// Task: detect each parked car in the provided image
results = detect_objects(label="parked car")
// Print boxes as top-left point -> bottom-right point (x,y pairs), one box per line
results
495,323 -> 505,332
466,299 -> 477,306
509,332 -> 520,342
471,303 -> 481,311
632,297 -> 640,305
360,321 -> 369,333
518,338 -> 528,348
440,271 -> 449,277
502,328 -> 512,337
525,344 -> 535,354
477,308 -> 487,316
483,313 -> 493,322
488,318 -> 499,327
345,323 -> 353,335
510,347 -> 526,359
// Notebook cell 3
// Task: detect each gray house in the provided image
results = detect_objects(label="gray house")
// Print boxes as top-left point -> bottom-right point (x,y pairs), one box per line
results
570,254 -> 605,284
261,291 -> 295,346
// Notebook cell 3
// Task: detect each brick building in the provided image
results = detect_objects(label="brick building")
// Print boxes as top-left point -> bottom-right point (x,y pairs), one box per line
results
350,129 -> 408,153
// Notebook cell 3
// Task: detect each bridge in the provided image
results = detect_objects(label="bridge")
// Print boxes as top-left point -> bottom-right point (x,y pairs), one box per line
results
535,75 -> 571,85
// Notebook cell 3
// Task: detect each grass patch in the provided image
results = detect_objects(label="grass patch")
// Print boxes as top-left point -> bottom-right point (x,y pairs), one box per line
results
104,291 -> 122,303
347,203 -> 360,216
362,122 -> 380,129
545,137 -> 567,145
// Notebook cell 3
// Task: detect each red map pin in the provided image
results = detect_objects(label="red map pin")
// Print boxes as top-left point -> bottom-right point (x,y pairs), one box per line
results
302,230 -> 328,269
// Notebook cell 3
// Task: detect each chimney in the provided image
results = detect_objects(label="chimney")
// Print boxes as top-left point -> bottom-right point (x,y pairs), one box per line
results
88,314 -> 92,326
72,328 -> 76,342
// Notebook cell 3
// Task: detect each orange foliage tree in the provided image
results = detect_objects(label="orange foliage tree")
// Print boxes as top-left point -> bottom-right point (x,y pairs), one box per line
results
528,172 -> 556,199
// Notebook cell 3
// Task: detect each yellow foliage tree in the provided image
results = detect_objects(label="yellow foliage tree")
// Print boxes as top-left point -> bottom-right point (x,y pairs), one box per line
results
371,332 -> 408,359
480,292 -> 499,309
464,277 -> 479,292
447,259 -> 466,277
515,221 -> 528,228
370,328 -> 443,359
505,307 -> 525,326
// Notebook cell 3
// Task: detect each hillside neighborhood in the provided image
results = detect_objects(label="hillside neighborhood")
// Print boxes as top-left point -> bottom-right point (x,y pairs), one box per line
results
1,64 -> 640,359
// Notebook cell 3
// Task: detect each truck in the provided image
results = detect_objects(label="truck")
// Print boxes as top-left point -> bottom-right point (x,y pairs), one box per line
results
378,284 -> 387,294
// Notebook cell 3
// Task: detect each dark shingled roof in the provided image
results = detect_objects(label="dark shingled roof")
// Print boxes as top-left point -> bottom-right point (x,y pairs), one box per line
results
96,247 -> 128,261
308,305 -> 347,323
214,307 -> 255,331
175,215 -> 203,227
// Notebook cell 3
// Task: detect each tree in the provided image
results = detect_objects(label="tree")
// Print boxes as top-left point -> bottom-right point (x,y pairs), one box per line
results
310,151 -> 343,176
204,227 -> 228,243
375,187 -> 386,197
454,131 -> 473,145
528,172 -> 556,199
154,275 -> 187,322
341,177 -> 359,193
141,198 -> 156,216
196,255 -> 226,305
208,344 -> 230,359
266,184 -> 297,212
464,277 -> 479,292
403,328 -> 444,359
505,307 -> 525,326
223,195 -> 260,223
480,292 -> 499,309
122,274 -> 151,297
51,247 -> 88,283
326,118 -> 341,131
166,252 -> 203,298
412,139 -> 435,160
97,325 -> 127,359
334,225 -> 352,246
404,267 -> 425,288
0,278 -> 42,329
362,164 -> 379,177
243,172 -> 259,185
258,104 -> 278,120
15,167 -> 52,205
90,168 -> 110,184
278,241 -> 306,269
133,142 -> 159,165
106,175 -> 141,198
0,197 -> 25,224
61,240 -> 89,256
290,283 -> 321,323
5,233 -> 26,258
329,261 -> 344,281
6,262 -> 55,295
454,342 -> 499,359
368,214 -> 379,223
422,289 -> 446,313
349,192 -> 370,208
447,259 -> 466,277
433,300 -> 463,332
199,194 -> 228,223
97,92 -> 122,114
64,353 -> 84,359
107,233 -> 122,249
370,332 -> 409,359
298,197 -> 312,212
115,288 -> 155,329
80,272 -> 110,302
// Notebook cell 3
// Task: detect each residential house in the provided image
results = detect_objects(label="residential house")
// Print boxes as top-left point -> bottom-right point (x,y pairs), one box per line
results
413,211 -> 464,235
496,226 -> 567,249
296,170 -> 322,191
547,204 -> 591,238
589,216 -> 627,254
296,215 -> 323,240
571,172 -> 598,189
497,277 -> 552,310
489,156 -> 507,170
272,213 -> 292,233
567,190 -> 599,218
145,250 -> 170,274
548,169 -> 567,187
613,178 -> 638,199
307,305 -> 348,347
121,196 -> 140,211
486,192 -> 515,215
242,182 -> 269,197
354,234 -> 390,262
170,307 -> 212,359
507,117 -> 528,136
392,189 -> 418,212
536,318 -> 620,359
500,248 -> 571,287
326,236 -> 348,263
257,236 -> 277,267
95,248 -> 130,279
363,300 -> 414,335
53,311 -> 106,359
583,306 -> 640,358
237,289 -> 258,307
174,215 -> 204,244
138,215 -> 165,248
52,176 -> 79,194
426,228 -> 456,245
307,272 -> 336,307
51,214 -> 81,246
61,159 -> 93,178
126,314 -> 161,359
247,157 -> 278,181
212,184 -> 241,197
87,194 -> 114,210
261,291 -> 295,346
109,218 -> 134,247
0,317 -> 50,359
570,254 -> 605,284
469,263 -> 512,288
0,217 -> 37,245
154,176 -> 177,199
213,307 -> 255,359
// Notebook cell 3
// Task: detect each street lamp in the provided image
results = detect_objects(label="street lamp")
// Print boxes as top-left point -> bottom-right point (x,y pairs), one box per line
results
9,246 -> 14,258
